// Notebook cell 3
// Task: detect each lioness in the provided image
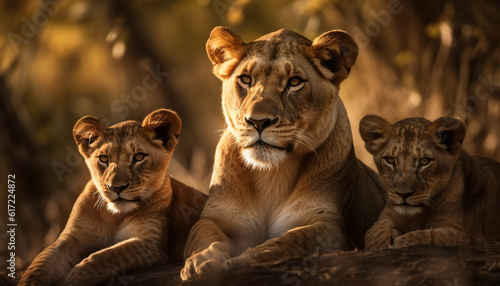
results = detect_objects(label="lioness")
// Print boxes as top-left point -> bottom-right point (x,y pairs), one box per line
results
360,115 -> 500,249
181,27 -> 386,280
19,109 -> 207,285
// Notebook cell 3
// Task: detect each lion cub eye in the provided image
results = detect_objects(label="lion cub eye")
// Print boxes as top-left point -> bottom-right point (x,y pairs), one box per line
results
419,157 -> 432,166
133,153 -> 147,162
383,156 -> 396,165
237,75 -> 252,87
98,155 -> 109,164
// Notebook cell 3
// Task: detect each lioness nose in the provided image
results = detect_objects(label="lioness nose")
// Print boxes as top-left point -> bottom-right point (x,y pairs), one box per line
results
396,190 -> 416,200
108,183 -> 130,194
245,117 -> 279,134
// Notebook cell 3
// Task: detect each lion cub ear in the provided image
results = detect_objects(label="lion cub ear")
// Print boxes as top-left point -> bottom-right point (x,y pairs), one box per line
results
73,116 -> 106,158
429,117 -> 466,154
312,30 -> 358,85
359,115 -> 392,155
206,26 -> 246,80
142,109 -> 182,152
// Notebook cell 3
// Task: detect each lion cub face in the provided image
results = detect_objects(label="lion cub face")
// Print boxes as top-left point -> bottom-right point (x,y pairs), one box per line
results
206,27 -> 358,170
360,115 -> 466,216
73,109 -> 181,214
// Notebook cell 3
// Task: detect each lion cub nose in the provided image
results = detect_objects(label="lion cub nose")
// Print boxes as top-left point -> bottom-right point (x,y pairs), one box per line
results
245,117 -> 279,134
108,183 -> 130,194
396,190 -> 416,200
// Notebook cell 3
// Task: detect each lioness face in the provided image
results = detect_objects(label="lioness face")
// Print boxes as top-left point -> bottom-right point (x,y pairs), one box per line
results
360,116 -> 466,216
207,27 -> 358,170
73,110 -> 181,213
227,52 -> 331,170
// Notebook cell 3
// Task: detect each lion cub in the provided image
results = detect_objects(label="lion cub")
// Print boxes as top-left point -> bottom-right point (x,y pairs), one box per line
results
19,109 -> 207,285
360,115 -> 500,249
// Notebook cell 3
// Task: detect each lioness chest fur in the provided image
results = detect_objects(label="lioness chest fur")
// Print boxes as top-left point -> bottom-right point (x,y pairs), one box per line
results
181,27 -> 386,280
19,109 -> 207,286
360,115 -> 500,249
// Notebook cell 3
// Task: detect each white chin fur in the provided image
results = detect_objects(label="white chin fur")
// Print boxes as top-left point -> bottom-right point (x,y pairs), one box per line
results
107,201 -> 139,214
394,205 -> 422,216
241,147 -> 287,171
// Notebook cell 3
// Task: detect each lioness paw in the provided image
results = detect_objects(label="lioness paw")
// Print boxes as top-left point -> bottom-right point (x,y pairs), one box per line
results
225,246 -> 287,269
181,242 -> 229,280
224,248 -> 259,268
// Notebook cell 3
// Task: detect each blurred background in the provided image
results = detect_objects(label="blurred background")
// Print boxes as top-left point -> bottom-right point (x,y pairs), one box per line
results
0,0 -> 499,271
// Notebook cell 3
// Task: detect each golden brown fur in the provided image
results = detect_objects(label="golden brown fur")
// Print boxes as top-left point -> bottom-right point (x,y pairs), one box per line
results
360,115 -> 500,249
181,27 -> 386,280
19,109 -> 206,286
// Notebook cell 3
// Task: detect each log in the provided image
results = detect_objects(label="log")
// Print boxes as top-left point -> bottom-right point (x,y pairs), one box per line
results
132,243 -> 500,285
4,243 -> 500,285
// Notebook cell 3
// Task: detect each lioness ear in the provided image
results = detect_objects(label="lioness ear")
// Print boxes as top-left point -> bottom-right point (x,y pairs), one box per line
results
312,30 -> 358,85
359,115 -> 392,155
206,26 -> 246,80
73,116 -> 106,158
429,117 -> 465,154
142,109 -> 182,152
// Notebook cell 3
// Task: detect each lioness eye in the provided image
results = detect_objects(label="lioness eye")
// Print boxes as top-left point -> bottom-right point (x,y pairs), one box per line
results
237,75 -> 252,86
419,157 -> 432,166
383,156 -> 396,165
98,155 -> 109,164
288,77 -> 303,87
133,153 -> 147,162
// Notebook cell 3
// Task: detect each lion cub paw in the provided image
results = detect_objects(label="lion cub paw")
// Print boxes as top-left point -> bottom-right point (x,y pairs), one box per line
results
365,226 -> 399,250
65,265 -> 97,286
392,230 -> 431,248
181,242 -> 230,280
